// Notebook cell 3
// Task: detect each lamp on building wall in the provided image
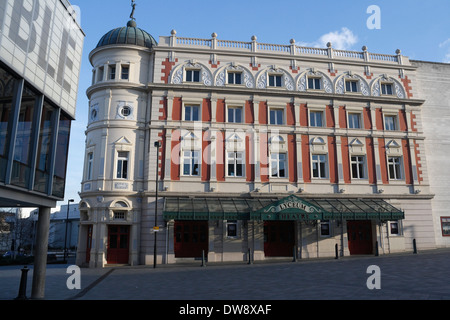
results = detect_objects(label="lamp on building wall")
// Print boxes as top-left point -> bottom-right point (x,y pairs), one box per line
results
64,199 -> 74,263
154,141 -> 161,268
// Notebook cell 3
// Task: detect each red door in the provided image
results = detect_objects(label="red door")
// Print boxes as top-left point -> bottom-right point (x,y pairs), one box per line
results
347,220 -> 373,254
107,225 -> 130,264
264,221 -> 295,257
174,221 -> 208,258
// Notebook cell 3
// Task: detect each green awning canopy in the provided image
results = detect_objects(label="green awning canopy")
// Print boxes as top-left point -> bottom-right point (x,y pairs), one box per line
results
163,195 -> 404,221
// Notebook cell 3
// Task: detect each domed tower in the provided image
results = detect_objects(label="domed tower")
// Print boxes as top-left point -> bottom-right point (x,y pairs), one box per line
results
76,8 -> 158,267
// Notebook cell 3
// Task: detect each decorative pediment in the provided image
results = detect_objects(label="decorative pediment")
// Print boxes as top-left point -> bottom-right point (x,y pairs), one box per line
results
114,136 -> 132,145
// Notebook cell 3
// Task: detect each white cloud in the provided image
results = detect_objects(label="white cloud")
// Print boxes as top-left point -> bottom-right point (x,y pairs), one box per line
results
439,38 -> 450,48
438,38 -> 450,63
300,27 -> 358,50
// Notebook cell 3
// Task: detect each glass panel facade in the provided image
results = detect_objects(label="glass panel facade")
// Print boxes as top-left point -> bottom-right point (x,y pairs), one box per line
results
11,85 -> 38,188
0,66 -> 18,182
52,113 -> 71,198
34,101 -> 56,193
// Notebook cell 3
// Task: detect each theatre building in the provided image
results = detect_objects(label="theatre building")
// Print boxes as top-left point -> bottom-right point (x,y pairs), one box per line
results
77,13 -> 443,267
0,0 -> 84,297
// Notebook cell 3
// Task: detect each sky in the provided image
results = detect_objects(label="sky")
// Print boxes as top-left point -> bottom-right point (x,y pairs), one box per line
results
58,0 -> 450,207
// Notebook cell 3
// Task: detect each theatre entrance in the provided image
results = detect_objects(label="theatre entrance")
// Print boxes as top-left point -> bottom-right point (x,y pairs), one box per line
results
347,220 -> 373,255
264,221 -> 295,257
174,221 -> 209,258
107,225 -> 130,264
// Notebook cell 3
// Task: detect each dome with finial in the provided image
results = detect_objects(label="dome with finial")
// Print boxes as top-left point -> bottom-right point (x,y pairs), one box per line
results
95,20 -> 158,49
95,2 -> 157,49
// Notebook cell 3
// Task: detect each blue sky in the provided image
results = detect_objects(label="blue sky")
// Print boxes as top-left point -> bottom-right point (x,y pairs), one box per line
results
60,0 -> 450,206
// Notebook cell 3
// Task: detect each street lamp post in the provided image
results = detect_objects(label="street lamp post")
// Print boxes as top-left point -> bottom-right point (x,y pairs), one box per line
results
153,141 -> 161,268
64,199 -> 74,263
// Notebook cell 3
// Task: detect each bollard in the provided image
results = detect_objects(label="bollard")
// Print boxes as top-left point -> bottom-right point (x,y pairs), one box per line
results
413,239 -> 417,254
15,266 -> 29,300
375,241 -> 379,256
201,250 -> 206,267
247,248 -> 253,265
335,243 -> 339,259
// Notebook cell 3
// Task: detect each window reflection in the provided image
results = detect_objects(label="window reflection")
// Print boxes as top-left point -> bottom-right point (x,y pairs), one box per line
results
11,85 -> 38,188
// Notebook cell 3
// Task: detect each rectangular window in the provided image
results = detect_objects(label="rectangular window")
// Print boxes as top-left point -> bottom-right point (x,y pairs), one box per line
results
182,151 -> 199,176
121,65 -> 129,80
308,77 -> 321,90
268,74 -> 282,87
269,109 -> 284,125
97,66 -> 104,82
320,221 -> 330,236
186,69 -> 200,82
381,83 -> 393,95
345,80 -> 358,92
270,153 -> 286,178
312,154 -> 327,178
87,152 -> 93,180
228,106 -> 242,123
351,156 -> 365,179
390,222 -> 399,235
384,115 -> 397,131
185,105 -> 200,121
116,151 -> 129,179
441,217 -> 450,236
228,72 -> 242,85
310,111 -> 323,127
226,220 -> 238,238
227,152 -> 244,177
348,113 -> 361,129
388,156 -> 402,180
52,113 -> 72,198
0,66 -> 19,182
11,85 -> 38,188
109,65 -> 116,80
33,101 -> 57,193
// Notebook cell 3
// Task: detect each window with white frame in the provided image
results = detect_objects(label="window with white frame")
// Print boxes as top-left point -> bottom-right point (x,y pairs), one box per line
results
113,211 -> 126,221
182,150 -> 200,176
116,151 -> 129,179
310,111 -> 324,127
384,114 -> 397,131
109,65 -> 116,80
389,221 -> 400,235
351,155 -> 365,179
184,105 -> 200,121
121,65 -> 129,80
381,83 -> 393,95
345,80 -> 358,93
320,220 -> 330,236
268,74 -> 282,87
227,152 -> 244,177
226,220 -> 238,238
97,66 -> 104,82
312,154 -> 327,178
270,153 -> 287,178
348,113 -> 361,129
308,77 -> 321,90
228,106 -> 243,123
86,152 -> 93,180
228,72 -> 242,85
440,217 -> 450,236
388,156 -> 402,180
269,108 -> 284,125
186,69 -> 200,82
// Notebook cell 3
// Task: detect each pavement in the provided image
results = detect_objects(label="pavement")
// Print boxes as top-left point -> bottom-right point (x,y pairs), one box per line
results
1,248 -> 450,302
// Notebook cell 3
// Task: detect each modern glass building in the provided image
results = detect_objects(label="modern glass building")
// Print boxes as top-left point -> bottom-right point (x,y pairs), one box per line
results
0,0 -> 84,299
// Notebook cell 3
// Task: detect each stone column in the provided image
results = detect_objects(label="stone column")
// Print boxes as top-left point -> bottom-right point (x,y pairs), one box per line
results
31,207 -> 51,299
